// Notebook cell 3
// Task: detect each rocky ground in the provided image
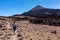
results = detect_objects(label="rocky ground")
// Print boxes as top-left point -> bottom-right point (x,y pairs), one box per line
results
0,19 -> 60,40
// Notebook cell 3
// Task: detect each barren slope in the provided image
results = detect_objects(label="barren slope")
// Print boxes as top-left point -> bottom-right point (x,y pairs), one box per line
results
0,20 -> 60,40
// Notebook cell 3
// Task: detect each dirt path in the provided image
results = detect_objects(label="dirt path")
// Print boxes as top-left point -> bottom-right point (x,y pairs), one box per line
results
11,30 -> 18,40
6,21 -> 18,40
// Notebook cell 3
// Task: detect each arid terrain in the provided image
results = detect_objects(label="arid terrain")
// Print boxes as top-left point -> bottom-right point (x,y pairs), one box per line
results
0,16 -> 60,40
0,5 -> 60,40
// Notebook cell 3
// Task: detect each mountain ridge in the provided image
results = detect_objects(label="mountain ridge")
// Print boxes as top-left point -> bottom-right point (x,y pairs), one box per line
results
12,5 -> 60,18
20,5 -> 60,18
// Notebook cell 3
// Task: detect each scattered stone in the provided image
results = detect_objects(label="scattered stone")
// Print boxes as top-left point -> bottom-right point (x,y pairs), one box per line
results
38,39 -> 41,40
51,30 -> 57,35
19,38 -> 23,40
7,37 -> 10,39
17,34 -> 22,37
37,33 -> 39,35
0,24 -> 2,28
29,38 -> 32,40
47,38 -> 50,40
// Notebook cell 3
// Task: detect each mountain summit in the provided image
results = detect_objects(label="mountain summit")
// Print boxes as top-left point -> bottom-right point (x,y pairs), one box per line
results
31,5 -> 45,11
13,5 -> 60,18
21,5 -> 60,18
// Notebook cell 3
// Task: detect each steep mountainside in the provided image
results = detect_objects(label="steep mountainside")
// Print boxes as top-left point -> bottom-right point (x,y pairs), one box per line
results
21,5 -> 60,18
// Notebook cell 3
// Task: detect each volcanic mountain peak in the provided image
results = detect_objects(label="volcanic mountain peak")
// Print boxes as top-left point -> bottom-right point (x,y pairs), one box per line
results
31,5 -> 45,11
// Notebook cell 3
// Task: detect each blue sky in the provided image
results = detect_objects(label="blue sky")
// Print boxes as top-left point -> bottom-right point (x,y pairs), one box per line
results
0,0 -> 60,16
